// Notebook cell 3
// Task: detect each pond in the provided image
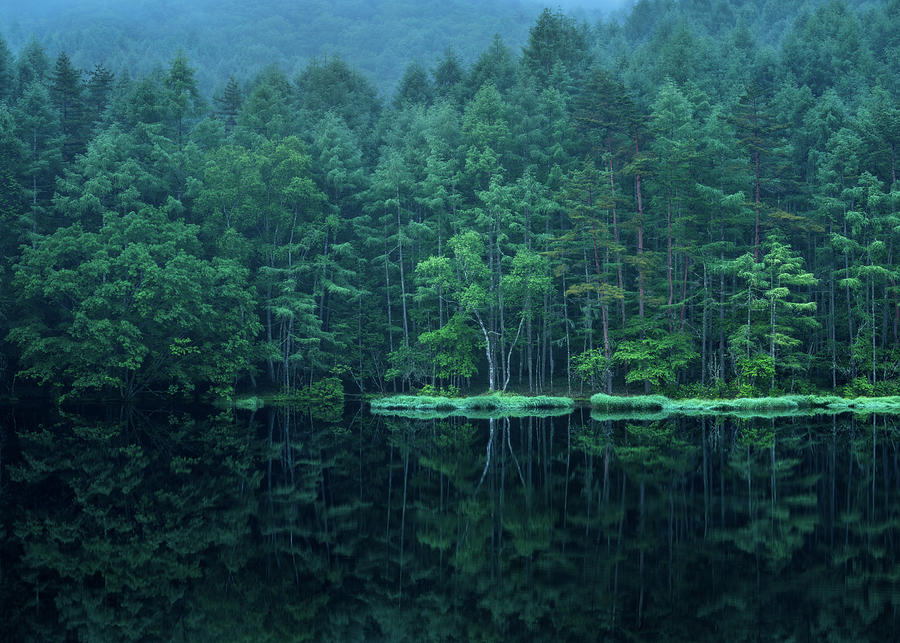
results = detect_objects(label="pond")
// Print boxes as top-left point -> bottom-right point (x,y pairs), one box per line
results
1,403 -> 898,640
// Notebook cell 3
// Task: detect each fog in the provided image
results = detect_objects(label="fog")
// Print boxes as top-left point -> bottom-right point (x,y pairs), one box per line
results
1,0 -> 636,92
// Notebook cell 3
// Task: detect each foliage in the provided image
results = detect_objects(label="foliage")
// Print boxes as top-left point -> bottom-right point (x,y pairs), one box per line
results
9,210 -> 259,399
0,0 -> 898,401
590,392 -> 900,418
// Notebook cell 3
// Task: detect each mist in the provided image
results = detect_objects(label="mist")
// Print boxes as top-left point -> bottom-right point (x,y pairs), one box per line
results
2,0 -> 579,92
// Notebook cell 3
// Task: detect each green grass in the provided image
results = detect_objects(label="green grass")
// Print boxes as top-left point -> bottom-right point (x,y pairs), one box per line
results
371,407 -> 574,420
370,393 -> 575,414
369,395 -> 458,411
589,393 -> 900,418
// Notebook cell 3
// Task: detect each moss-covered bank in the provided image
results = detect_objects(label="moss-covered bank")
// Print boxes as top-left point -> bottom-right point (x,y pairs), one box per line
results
370,407 -> 574,420
589,393 -> 900,416
370,393 -> 575,413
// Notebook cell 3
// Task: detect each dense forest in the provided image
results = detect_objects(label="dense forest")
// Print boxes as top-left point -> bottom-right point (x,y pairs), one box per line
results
0,0 -> 899,401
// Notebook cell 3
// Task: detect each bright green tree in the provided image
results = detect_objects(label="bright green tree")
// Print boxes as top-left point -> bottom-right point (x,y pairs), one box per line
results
9,209 -> 260,399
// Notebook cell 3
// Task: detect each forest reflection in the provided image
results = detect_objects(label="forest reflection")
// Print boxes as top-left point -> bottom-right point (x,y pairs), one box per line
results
3,405 -> 899,640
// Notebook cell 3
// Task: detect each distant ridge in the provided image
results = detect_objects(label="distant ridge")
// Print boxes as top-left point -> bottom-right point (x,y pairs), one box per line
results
0,0 -> 546,93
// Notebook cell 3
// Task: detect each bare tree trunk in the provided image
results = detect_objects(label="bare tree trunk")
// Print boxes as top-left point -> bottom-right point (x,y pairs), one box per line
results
475,312 -> 496,391
680,255 -> 689,331
592,227 -> 611,364
702,264 -> 708,386
635,130 -> 645,322
562,272 -> 572,394
397,196 -> 409,347
667,195 -> 674,332
753,149 -> 761,262
503,316 -> 525,392
609,147 -> 626,329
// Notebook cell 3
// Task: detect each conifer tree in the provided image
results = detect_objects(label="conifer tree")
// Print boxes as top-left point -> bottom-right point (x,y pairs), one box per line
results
0,35 -> 14,104
15,40 -> 50,96
729,81 -> 788,261
49,52 -> 87,161
85,64 -> 115,124
432,49 -> 464,102
13,81 -> 63,244
165,51 -> 204,149
213,76 -> 242,133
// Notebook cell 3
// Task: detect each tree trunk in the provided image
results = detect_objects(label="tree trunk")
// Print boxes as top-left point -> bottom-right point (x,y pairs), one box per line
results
397,196 -> 409,347
680,255 -> 689,331
635,130 -> 645,322
592,227 -> 611,364
753,149 -> 761,262
667,195 -> 674,332
609,146 -> 626,328
702,263 -> 708,387
562,271 -> 572,394
475,312 -> 496,391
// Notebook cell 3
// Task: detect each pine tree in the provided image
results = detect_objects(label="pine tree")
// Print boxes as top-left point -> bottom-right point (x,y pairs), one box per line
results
0,35 -> 14,104
13,81 -> 63,244
432,49 -> 464,102
15,40 -> 50,96
85,64 -> 115,125
0,105 -> 27,259
729,81 -> 788,261
165,51 -> 204,149
522,8 -> 589,84
393,63 -> 433,108
49,52 -> 87,161
213,76 -> 242,133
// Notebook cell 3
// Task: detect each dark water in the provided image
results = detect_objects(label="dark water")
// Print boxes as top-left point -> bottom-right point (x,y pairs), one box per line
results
2,404 -> 899,641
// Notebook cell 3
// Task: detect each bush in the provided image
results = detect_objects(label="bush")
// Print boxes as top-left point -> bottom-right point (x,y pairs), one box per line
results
843,376 -> 874,398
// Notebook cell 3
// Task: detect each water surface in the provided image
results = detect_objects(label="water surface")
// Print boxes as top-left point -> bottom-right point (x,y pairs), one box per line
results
2,404 -> 897,640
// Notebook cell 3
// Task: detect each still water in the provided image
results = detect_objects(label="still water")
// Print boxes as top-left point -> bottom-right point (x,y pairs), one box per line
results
2,403 -> 898,641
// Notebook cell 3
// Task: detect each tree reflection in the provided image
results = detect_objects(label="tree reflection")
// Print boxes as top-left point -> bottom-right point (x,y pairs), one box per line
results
3,406 -> 900,640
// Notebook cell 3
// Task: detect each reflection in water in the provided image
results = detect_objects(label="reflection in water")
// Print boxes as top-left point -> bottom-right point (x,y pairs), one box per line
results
1,405 -> 899,640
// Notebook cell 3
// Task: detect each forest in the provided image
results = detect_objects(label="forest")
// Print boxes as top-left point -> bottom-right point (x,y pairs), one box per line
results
0,0 -> 898,402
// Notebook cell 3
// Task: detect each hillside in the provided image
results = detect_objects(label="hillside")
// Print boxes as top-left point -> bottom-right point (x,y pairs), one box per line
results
0,0 -> 547,92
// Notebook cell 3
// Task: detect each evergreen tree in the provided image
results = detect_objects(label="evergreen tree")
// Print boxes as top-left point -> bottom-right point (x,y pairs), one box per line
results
0,34 -> 14,104
432,48 -> 464,102
84,63 -> 115,125
13,81 -> 63,244
15,39 -> 50,96
393,62 -> 433,108
729,81 -> 788,261
521,8 -> 589,84
49,52 -> 87,161
164,51 -> 204,149
466,35 -> 517,96
296,56 -> 381,145
234,66 -> 294,143
213,75 -> 242,133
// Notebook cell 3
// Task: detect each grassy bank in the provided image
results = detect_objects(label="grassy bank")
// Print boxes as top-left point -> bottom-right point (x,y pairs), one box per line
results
589,393 -> 900,416
370,393 -> 575,413
371,407 -> 575,420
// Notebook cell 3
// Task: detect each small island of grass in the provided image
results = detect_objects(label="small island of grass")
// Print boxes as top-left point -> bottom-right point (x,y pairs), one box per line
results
589,393 -> 900,416
370,393 -> 575,414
